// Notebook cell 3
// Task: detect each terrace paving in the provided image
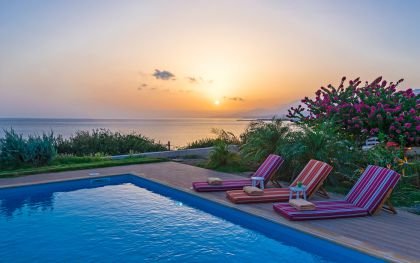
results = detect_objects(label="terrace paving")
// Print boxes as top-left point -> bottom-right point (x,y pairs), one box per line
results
0,161 -> 419,263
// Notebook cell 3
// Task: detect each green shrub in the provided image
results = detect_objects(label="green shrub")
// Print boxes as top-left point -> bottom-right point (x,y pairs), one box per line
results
240,120 -> 359,185
279,122 -> 358,185
184,138 -> 219,149
240,119 -> 290,163
184,128 -> 240,149
0,129 -> 26,168
0,129 -> 56,168
55,129 -> 166,156
207,141 -> 240,169
24,133 -> 56,167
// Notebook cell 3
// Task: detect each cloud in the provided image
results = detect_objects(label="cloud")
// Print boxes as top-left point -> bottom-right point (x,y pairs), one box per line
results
153,69 -> 175,80
186,76 -> 213,84
224,96 -> 244,102
137,83 -> 149,91
187,77 -> 198,83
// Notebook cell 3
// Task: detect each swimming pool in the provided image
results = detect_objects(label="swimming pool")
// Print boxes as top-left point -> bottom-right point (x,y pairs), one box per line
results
0,175 -> 383,262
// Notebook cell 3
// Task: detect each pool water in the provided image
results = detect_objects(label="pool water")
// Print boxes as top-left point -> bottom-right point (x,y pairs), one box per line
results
0,175 -> 382,262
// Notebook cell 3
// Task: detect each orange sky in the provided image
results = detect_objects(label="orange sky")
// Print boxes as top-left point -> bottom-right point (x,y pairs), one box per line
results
1,1 -> 419,118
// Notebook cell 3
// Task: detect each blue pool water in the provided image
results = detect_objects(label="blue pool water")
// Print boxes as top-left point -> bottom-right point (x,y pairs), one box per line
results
0,175 -> 383,262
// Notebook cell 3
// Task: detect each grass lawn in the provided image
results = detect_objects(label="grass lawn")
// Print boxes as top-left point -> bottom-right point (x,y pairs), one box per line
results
0,155 -> 166,178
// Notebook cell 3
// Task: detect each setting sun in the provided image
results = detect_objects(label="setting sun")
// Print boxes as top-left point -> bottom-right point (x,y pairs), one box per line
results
214,100 -> 220,106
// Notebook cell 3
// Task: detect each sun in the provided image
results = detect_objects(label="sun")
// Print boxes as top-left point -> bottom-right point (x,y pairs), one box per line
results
214,100 -> 220,105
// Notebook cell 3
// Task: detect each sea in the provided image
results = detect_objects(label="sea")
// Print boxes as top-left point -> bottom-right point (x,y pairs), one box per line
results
0,118 -> 251,149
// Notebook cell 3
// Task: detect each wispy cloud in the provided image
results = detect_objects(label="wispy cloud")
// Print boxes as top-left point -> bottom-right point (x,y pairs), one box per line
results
186,76 -> 213,85
137,83 -> 148,90
153,69 -> 175,80
224,96 -> 244,102
187,77 -> 198,83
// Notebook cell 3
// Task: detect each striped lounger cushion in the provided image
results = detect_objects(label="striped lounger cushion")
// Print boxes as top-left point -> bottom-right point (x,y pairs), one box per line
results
273,201 -> 368,220
192,154 -> 284,192
273,165 -> 401,220
226,159 -> 332,204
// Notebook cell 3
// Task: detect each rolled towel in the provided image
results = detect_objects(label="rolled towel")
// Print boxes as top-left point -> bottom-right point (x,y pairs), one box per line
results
243,186 -> 264,196
207,177 -> 223,185
289,199 -> 316,211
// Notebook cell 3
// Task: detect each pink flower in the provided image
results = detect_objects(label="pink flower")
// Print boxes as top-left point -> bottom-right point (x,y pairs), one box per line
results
404,123 -> 412,129
370,128 -> 379,134
417,125 -> 420,131
396,129 -> 401,134
409,108 -> 416,114
390,125 -> 396,130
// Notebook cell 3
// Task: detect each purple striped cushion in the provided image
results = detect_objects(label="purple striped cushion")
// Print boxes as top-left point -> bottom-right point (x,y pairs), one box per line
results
345,165 -> 401,214
192,179 -> 253,192
273,201 -> 368,221
192,154 -> 284,192
253,154 -> 285,183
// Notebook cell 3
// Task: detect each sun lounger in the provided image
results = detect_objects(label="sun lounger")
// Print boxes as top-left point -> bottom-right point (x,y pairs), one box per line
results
192,154 -> 284,192
226,159 -> 332,203
273,165 -> 401,221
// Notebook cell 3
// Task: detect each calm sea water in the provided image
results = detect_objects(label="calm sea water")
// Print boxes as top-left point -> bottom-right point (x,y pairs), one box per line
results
0,118 -> 250,148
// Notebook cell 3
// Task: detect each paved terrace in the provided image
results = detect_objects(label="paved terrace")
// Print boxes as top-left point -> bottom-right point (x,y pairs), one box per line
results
0,161 -> 419,263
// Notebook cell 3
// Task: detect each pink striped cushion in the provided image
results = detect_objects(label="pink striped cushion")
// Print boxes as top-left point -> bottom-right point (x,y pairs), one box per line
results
289,159 -> 332,197
345,165 -> 401,214
273,201 -> 368,221
192,154 -> 284,192
192,179 -> 253,192
253,154 -> 285,183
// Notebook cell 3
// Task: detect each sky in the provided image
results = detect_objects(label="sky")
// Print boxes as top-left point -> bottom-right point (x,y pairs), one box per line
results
0,0 -> 419,118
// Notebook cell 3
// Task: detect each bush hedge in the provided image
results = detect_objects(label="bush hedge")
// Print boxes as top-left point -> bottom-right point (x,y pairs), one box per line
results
0,129 -> 56,168
55,129 -> 167,156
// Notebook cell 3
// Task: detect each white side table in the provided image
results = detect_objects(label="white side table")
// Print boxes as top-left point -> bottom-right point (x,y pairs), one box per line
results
289,185 -> 307,200
251,176 -> 265,190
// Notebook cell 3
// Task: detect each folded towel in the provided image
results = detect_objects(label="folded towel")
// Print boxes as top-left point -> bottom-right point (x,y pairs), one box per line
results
207,177 -> 223,185
289,199 -> 316,211
243,186 -> 264,196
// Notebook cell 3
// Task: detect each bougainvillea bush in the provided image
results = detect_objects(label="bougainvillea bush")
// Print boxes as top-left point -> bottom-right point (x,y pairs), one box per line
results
287,77 -> 420,146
